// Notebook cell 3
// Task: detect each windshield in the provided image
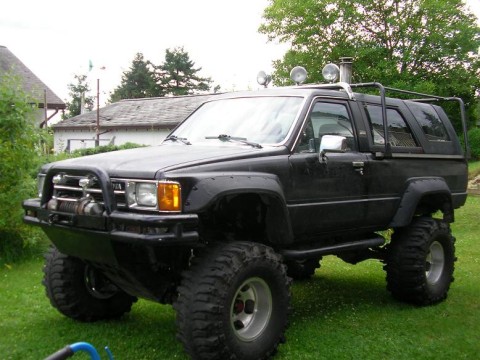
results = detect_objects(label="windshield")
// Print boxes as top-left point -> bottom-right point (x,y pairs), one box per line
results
170,96 -> 304,145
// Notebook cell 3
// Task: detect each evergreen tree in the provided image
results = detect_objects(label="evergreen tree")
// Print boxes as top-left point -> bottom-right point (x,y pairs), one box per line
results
63,74 -> 94,120
156,47 -> 212,96
109,53 -> 160,102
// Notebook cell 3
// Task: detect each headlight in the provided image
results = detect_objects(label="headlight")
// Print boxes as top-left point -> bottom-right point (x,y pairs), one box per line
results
136,183 -> 157,207
126,180 -> 182,212
37,174 -> 46,197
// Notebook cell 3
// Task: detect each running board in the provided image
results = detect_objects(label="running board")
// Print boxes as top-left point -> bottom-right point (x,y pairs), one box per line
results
280,236 -> 385,260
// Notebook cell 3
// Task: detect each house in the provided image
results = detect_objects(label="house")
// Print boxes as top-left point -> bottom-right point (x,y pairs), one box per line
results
0,45 -> 66,127
53,94 -> 216,152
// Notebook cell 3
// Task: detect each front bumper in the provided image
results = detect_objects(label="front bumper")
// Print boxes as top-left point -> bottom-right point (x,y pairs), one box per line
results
23,198 -> 199,265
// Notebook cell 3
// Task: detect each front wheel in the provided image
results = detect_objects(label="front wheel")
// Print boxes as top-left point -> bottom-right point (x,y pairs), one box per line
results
384,217 -> 456,305
42,247 -> 136,322
174,241 -> 291,360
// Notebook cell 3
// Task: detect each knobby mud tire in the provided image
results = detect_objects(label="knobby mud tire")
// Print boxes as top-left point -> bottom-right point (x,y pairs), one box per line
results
174,241 -> 291,360
42,247 -> 136,322
385,217 -> 456,306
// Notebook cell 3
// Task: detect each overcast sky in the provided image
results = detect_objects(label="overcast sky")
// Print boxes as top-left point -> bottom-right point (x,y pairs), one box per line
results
1,0 -> 479,106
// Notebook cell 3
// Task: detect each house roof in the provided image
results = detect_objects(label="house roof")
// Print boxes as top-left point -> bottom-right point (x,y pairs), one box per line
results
0,45 -> 65,109
53,94 -> 217,130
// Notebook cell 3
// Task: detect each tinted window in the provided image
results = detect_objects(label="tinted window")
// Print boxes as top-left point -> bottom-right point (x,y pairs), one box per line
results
296,102 -> 355,153
407,103 -> 450,141
365,105 -> 417,147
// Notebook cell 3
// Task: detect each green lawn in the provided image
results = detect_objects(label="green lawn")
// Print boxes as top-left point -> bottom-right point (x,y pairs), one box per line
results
1,197 -> 479,359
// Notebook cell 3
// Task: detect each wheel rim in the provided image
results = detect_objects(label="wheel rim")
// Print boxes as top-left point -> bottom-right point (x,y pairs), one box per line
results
425,241 -> 445,285
230,277 -> 272,342
84,265 -> 118,299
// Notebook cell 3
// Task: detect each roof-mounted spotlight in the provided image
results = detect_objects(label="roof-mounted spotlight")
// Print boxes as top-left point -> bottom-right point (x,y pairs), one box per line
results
290,66 -> 307,85
322,63 -> 340,83
257,71 -> 272,87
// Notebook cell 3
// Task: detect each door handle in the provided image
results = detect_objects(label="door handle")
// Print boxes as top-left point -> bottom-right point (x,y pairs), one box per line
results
352,161 -> 364,175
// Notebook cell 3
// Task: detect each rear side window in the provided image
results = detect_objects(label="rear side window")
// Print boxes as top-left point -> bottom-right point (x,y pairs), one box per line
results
365,105 -> 417,147
407,102 -> 450,142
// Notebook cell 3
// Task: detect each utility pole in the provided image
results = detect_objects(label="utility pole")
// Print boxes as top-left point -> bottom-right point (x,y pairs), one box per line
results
95,78 -> 100,147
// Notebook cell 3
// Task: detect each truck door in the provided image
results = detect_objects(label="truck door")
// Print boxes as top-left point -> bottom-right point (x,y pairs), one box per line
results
287,100 -> 368,238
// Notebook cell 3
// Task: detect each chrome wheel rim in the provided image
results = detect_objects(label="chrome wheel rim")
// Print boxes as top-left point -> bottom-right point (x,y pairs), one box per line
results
230,277 -> 272,342
426,241 -> 445,285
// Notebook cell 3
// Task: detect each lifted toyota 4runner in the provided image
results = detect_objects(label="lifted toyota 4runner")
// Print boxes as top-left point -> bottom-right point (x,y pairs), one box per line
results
23,68 -> 468,359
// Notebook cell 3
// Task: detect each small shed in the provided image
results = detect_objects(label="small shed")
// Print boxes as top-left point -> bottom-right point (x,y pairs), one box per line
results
0,45 -> 66,127
53,94 -> 216,152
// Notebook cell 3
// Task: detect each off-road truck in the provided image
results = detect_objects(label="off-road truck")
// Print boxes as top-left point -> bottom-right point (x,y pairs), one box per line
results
23,65 -> 469,360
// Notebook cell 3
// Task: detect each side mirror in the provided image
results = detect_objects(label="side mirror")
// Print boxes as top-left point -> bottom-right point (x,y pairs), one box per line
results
319,135 -> 347,158
319,135 -> 348,161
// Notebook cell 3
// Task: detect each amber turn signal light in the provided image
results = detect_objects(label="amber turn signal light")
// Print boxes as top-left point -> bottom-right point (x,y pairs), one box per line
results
157,182 -> 182,212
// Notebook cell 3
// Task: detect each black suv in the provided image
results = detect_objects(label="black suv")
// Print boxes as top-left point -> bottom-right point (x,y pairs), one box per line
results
23,68 -> 468,360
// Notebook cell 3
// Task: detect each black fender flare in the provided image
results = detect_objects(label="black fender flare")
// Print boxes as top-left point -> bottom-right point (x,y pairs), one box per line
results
389,177 -> 453,228
183,173 -> 294,244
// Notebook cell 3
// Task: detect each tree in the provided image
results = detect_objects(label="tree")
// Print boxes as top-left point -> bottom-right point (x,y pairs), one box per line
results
259,0 -> 480,130
156,47 -> 212,96
109,49 -> 213,102
63,74 -> 95,120
109,53 -> 159,102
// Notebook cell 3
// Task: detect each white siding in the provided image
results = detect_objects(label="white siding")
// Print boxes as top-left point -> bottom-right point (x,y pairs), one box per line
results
54,128 -> 172,153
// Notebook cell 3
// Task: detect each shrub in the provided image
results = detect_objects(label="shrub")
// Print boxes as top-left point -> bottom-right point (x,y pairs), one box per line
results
0,74 -> 46,263
71,142 -> 145,157
467,127 -> 480,160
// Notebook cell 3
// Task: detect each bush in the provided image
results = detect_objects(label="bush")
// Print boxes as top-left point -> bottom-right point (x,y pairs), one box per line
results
71,142 -> 145,157
468,127 -> 480,160
0,73 -> 145,264
0,74 -> 47,263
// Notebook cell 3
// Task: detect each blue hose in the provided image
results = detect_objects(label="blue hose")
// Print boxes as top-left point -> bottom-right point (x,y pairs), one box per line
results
44,342 -> 114,360
70,342 -> 101,360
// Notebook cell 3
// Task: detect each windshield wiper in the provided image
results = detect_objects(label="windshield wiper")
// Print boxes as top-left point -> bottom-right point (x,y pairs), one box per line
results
205,134 -> 262,149
164,135 -> 191,145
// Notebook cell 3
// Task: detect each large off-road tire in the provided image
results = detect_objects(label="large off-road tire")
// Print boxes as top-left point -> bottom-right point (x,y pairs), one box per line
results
42,247 -> 136,322
285,257 -> 321,280
384,217 -> 456,305
174,241 -> 291,360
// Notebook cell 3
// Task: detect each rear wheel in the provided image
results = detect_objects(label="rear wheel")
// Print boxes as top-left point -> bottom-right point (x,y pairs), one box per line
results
43,247 -> 136,321
384,217 -> 456,305
174,241 -> 290,360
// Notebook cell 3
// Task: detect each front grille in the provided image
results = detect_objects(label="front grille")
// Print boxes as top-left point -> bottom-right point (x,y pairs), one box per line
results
51,173 -> 127,208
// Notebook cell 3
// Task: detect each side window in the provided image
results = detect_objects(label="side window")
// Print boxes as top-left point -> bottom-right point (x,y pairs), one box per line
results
407,103 -> 450,142
296,102 -> 355,153
365,105 -> 417,148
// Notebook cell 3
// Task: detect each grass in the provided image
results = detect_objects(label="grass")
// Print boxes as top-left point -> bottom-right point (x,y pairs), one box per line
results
1,198 -> 479,359
468,160 -> 480,177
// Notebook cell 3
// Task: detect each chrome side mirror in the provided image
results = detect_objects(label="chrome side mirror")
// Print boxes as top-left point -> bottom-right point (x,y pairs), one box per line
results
319,135 -> 347,159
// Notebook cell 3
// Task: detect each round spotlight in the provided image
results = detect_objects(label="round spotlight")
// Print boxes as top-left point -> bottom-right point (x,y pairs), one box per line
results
290,66 -> 307,85
322,63 -> 340,83
257,71 -> 271,87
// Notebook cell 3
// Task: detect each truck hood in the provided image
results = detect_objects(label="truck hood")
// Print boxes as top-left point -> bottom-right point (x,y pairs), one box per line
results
43,144 -> 286,179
